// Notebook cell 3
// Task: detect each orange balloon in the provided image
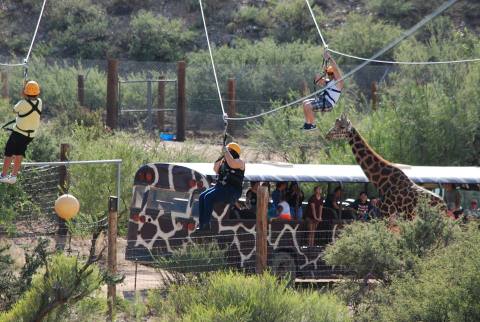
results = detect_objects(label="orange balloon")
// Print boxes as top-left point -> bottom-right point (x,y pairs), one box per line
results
55,194 -> 80,220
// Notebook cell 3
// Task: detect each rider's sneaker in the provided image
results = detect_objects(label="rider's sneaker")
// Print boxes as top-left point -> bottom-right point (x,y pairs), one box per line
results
5,175 -> 17,184
0,175 -> 9,183
301,123 -> 317,131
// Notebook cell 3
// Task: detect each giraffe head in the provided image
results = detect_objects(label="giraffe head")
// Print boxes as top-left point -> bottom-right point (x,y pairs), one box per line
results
326,113 -> 353,141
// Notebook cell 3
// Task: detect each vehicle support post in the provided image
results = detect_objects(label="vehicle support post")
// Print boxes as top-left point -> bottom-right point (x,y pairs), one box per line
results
227,78 -> 236,136
176,61 -> 186,142
106,58 -> 118,129
107,196 -> 118,322
256,186 -> 268,274
157,75 -> 165,132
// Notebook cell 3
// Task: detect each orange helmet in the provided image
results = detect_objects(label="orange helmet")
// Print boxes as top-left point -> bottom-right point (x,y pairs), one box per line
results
325,65 -> 335,75
226,142 -> 241,155
24,81 -> 40,96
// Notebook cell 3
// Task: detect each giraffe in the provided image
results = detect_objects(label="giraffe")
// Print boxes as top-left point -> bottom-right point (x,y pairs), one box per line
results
325,113 -> 446,218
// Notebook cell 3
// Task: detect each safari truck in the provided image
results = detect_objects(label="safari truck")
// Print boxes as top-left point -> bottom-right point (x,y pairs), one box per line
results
125,162 -> 480,278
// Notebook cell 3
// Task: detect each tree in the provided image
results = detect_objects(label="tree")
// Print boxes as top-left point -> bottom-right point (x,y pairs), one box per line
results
128,10 -> 195,61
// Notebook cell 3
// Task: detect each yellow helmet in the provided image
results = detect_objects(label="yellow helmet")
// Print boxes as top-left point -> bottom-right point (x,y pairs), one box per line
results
226,142 -> 241,155
24,81 -> 40,96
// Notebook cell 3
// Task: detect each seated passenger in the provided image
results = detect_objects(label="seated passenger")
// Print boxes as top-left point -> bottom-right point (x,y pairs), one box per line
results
368,197 -> 382,220
324,186 -> 342,220
269,182 -> 287,218
197,142 -> 245,231
464,199 -> 480,220
351,191 -> 370,221
246,181 -> 259,212
287,182 -> 304,221
276,195 -> 292,220
443,183 -> 463,219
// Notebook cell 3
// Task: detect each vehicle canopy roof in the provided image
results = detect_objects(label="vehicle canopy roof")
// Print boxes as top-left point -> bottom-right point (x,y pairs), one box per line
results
169,162 -> 480,185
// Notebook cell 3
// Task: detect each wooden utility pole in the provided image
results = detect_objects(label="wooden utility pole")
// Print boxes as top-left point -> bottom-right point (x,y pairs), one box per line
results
56,143 -> 70,251
256,186 -> 268,274
77,74 -> 85,107
227,78 -> 236,136
107,196 -> 118,322
106,59 -> 118,129
176,61 -> 186,141
157,75 -> 165,131
371,81 -> 378,111
1,72 -> 9,99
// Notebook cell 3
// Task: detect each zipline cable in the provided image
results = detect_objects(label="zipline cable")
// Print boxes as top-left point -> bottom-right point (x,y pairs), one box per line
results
0,0 -> 47,76
198,0 -> 229,145
305,0 -> 480,65
225,0 -> 459,121
328,48 -> 480,65
23,0 -> 48,80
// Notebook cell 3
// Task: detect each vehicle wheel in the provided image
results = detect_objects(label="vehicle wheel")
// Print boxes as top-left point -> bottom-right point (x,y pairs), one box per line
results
271,252 -> 296,280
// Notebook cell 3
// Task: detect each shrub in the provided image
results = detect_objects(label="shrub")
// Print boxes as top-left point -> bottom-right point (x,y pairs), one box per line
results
44,0 -> 109,58
0,253 -> 104,321
155,242 -> 226,274
325,200 -> 458,283
128,11 -> 195,61
149,271 -> 350,322
358,224 -> 480,322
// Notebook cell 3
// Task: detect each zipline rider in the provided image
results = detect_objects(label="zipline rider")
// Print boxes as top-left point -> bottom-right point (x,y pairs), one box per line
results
302,50 -> 344,131
1,81 -> 42,184
197,142 -> 245,231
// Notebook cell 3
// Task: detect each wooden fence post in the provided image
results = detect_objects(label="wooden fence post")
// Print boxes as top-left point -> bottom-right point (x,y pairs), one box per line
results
1,72 -> 9,99
256,186 -> 268,274
56,143 -> 70,251
157,75 -> 165,132
107,196 -> 118,322
176,61 -> 186,142
77,74 -> 85,107
227,78 -> 236,136
106,59 -> 118,129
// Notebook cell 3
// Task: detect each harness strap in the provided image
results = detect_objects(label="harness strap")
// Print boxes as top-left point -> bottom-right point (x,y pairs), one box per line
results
18,99 -> 41,118
1,119 -> 16,131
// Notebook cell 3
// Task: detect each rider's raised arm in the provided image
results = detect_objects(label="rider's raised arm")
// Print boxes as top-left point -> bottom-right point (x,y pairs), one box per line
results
325,52 -> 344,90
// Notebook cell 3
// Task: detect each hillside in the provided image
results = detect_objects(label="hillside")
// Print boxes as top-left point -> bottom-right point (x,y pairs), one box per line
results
0,0 -> 479,61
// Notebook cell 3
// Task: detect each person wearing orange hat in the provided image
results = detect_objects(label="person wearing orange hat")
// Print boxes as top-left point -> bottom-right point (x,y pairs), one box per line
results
0,80 -> 42,184
301,51 -> 344,131
197,142 -> 245,231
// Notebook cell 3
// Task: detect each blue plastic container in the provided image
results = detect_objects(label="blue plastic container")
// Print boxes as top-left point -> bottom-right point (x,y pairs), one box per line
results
160,132 -> 175,141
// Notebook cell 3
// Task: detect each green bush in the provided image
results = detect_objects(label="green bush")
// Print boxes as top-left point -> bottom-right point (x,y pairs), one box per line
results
149,271 -> 350,322
128,10 -> 195,61
358,224 -> 480,322
327,13 -> 403,63
44,0 -> 109,58
324,200 -> 458,283
155,242 -> 226,274
0,253 -> 103,321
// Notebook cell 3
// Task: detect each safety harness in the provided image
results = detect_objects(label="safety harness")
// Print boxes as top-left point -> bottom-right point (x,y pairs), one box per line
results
1,99 -> 42,138
313,52 -> 342,111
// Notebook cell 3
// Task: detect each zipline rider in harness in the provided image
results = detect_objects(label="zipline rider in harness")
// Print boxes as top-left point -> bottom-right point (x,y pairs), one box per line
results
0,80 -> 42,184
302,51 -> 344,131
197,142 -> 245,231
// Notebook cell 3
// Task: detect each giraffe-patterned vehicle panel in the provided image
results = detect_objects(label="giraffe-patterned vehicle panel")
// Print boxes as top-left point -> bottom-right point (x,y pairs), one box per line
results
125,163 -> 342,277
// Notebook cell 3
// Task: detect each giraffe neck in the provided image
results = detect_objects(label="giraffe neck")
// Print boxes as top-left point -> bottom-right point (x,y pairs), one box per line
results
347,127 -> 392,189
